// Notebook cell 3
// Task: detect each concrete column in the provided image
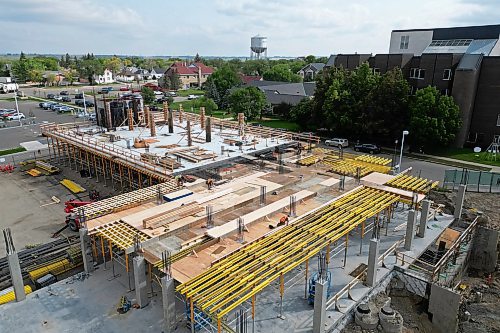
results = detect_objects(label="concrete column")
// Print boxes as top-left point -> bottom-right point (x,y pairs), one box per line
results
7,252 -> 25,301
312,279 -> 327,333
128,108 -> 134,131
168,109 -> 174,133
206,117 -> 212,143
366,238 -> 379,287
150,111 -> 156,137
79,227 -> 94,273
404,210 -> 416,251
454,184 -> 466,220
163,102 -> 168,123
187,120 -> 192,146
418,200 -> 431,238
161,276 -> 176,333
200,107 -> 205,128
133,255 -> 149,308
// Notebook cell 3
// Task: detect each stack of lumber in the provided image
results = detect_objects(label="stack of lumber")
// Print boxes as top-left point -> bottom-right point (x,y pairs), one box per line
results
142,203 -> 203,229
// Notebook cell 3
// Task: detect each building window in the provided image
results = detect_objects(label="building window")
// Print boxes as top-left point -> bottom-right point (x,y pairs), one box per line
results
373,68 -> 380,74
497,114 -> 500,127
417,69 -> 426,80
400,35 -> 409,49
443,69 -> 452,80
410,68 -> 418,78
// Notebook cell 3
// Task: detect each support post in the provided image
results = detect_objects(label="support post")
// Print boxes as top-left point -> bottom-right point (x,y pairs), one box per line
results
3,229 -> 25,302
168,109 -> 174,133
404,209 -> 416,251
454,184 -> 466,220
128,108 -> 134,131
206,117 -> 212,143
187,120 -> 192,146
133,255 -> 149,308
312,279 -> 327,333
418,199 -> 431,238
149,108 -> 156,137
79,227 -> 94,273
200,107 -> 205,128
161,276 -> 176,333
163,101 -> 168,123
366,238 -> 379,287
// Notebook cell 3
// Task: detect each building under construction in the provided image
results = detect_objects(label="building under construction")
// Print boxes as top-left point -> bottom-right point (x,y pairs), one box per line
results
1,105 -> 489,333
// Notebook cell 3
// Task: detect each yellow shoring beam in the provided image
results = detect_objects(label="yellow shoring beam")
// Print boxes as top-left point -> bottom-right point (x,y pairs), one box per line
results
177,187 -> 399,319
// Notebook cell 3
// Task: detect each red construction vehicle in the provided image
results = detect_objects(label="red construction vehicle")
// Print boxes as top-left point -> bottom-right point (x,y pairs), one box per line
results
53,191 -> 100,237
64,199 -> 93,213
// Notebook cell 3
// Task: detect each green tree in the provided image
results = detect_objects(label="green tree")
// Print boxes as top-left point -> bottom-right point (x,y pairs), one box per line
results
290,98 -> 314,130
159,75 -> 172,90
104,56 -> 122,75
194,53 -> 202,62
205,65 -> 241,108
28,69 -> 43,85
263,64 -> 302,82
170,72 -> 182,90
305,55 -> 316,63
45,73 -> 56,86
193,96 -> 218,115
141,86 -> 155,105
227,86 -> 267,121
241,59 -> 270,76
64,69 -> 77,85
77,58 -> 104,85
408,86 -> 461,150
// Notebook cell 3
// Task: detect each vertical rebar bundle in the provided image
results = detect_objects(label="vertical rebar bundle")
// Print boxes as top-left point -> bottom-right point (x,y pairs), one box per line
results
317,251 -> 327,282
260,186 -> 267,206
206,205 -> 214,228
237,217 -> 244,243
236,308 -> 248,333
157,184 -> 162,205
179,104 -> 184,124
78,207 -> 87,229
163,101 -> 168,123
2,228 -> 15,255
162,250 -> 171,279
289,195 -> 297,217
187,120 -> 192,146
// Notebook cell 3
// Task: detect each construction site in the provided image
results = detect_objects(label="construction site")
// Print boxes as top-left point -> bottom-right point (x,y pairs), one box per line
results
0,100 -> 498,333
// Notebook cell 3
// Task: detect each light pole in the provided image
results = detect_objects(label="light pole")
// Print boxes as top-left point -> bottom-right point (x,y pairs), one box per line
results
13,92 -> 21,127
392,139 -> 398,168
398,130 -> 409,173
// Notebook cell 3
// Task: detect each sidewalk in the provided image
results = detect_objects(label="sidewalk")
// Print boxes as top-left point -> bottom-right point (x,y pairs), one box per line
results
406,151 -> 500,172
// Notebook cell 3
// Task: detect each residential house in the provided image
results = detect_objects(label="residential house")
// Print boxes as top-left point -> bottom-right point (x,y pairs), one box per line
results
93,68 -> 114,84
239,74 -> 262,85
116,68 -> 137,82
161,62 -> 214,89
43,71 -> 65,85
134,69 -> 150,81
297,63 -> 325,81
150,68 -> 167,80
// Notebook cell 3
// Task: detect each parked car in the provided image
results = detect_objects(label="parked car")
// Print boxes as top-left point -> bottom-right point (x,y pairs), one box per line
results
187,94 -> 199,100
166,91 -> 177,97
17,90 -> 26,98
57,106 -> 73,113
43,102 -> 57,110
325,138 -> 349,148
354,143 -> 381,154
46,93 -> 55,99
153,90 -> 163,96
53,95 -> 63,101
5,113 -> 25,120
60,91 -> 69,95
75,112 -> 89,118
101,87 -> 113,93
74,93 -> 84,100
82,100 -> 95,107
53,105 -> 65,112
39,102 -> 49,108
119,86 -> 129,91
0,109 -> 16,116
88,113 -> 96,121
61,96 -> 71,102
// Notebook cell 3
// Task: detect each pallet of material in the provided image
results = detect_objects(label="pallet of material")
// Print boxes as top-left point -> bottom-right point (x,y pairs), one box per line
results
35,160 -> 59,174
60,179 -> 86,194
159,157 -> 182,169
172,151 -> 201,163
143,203 -> 203,229
26,169 -> 42,177
156,144 -> 180,149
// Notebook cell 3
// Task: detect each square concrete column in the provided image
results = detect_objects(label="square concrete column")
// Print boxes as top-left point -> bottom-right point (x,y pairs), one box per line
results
168,110 -> 174,133
133,255 -> 149,308
79,227 -> 94,273
7,252 -> 25,302
366,238 -> 379,287
312,279 -> 328,333
206,117 -> 212,143
162,276 -> 176,333
404,209 -> 416,251
418,200 -> 431,238
454,185 -> 466,220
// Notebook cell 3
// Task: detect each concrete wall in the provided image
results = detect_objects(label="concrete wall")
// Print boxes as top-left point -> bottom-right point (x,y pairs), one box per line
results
389,30 -> 433,56
428,284 -> 461,333
469,226 -> 499,273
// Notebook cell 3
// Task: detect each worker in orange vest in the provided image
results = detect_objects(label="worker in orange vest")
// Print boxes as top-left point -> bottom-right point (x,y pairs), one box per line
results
278,215 -> 289,227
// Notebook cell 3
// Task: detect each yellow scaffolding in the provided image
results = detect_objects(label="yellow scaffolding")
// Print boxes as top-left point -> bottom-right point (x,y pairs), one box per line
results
354,155 -> 391,166
177,187 -> 399,320
386,173 -> 439,193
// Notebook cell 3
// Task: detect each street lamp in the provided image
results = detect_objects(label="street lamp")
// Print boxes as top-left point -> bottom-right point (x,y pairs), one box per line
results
398,130 -> 409,173
13,92 -> 21,127
392,139 -> 398,168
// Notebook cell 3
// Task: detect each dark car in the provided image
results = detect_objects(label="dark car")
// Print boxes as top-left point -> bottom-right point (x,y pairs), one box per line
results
354,143 -> 381,154
74,93 -> 84,99
60,91 -> 69,95
46,93 -> 55,99
62,96 -> 71,102
82,100 -> 94,107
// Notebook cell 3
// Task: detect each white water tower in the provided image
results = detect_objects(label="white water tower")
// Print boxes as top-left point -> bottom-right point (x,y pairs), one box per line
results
250,35 -> 267,59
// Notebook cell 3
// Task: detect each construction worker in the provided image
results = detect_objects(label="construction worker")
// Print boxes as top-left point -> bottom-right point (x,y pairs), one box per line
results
175,175 -> 184,187
206,178 -> 214,190
278,215 -> 289,227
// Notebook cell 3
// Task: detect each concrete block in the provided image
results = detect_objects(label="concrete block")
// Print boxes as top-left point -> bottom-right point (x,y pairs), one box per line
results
79,227 -> 94,273
469,227 -> 499,273
161,276 -> 176,333
133,255 -> 149,308
366,238 -> 379,287
313,279 -> 328,333
404,210 -> 416,251
379,306 -> 403,333
454,184 -> 466,220
354,303 -> 378,330
7,252 -> 25,302
417,200 -> 430,238
428,284 -> 461,333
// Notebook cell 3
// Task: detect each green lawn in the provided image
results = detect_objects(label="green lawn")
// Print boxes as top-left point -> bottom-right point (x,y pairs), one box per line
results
251,119 -> 300,132
175,89 -> 205,97
430,147 -> 500,167
0,147 -> 26,156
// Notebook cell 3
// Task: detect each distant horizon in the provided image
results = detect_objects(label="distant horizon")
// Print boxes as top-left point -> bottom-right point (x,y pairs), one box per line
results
0,53 -> 308,60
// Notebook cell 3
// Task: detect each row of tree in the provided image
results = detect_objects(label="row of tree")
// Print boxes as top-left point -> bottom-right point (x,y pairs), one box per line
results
290,63 -> 461,149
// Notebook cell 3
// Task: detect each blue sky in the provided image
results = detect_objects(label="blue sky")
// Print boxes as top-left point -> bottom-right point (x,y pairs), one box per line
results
0,0 -> 498,56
